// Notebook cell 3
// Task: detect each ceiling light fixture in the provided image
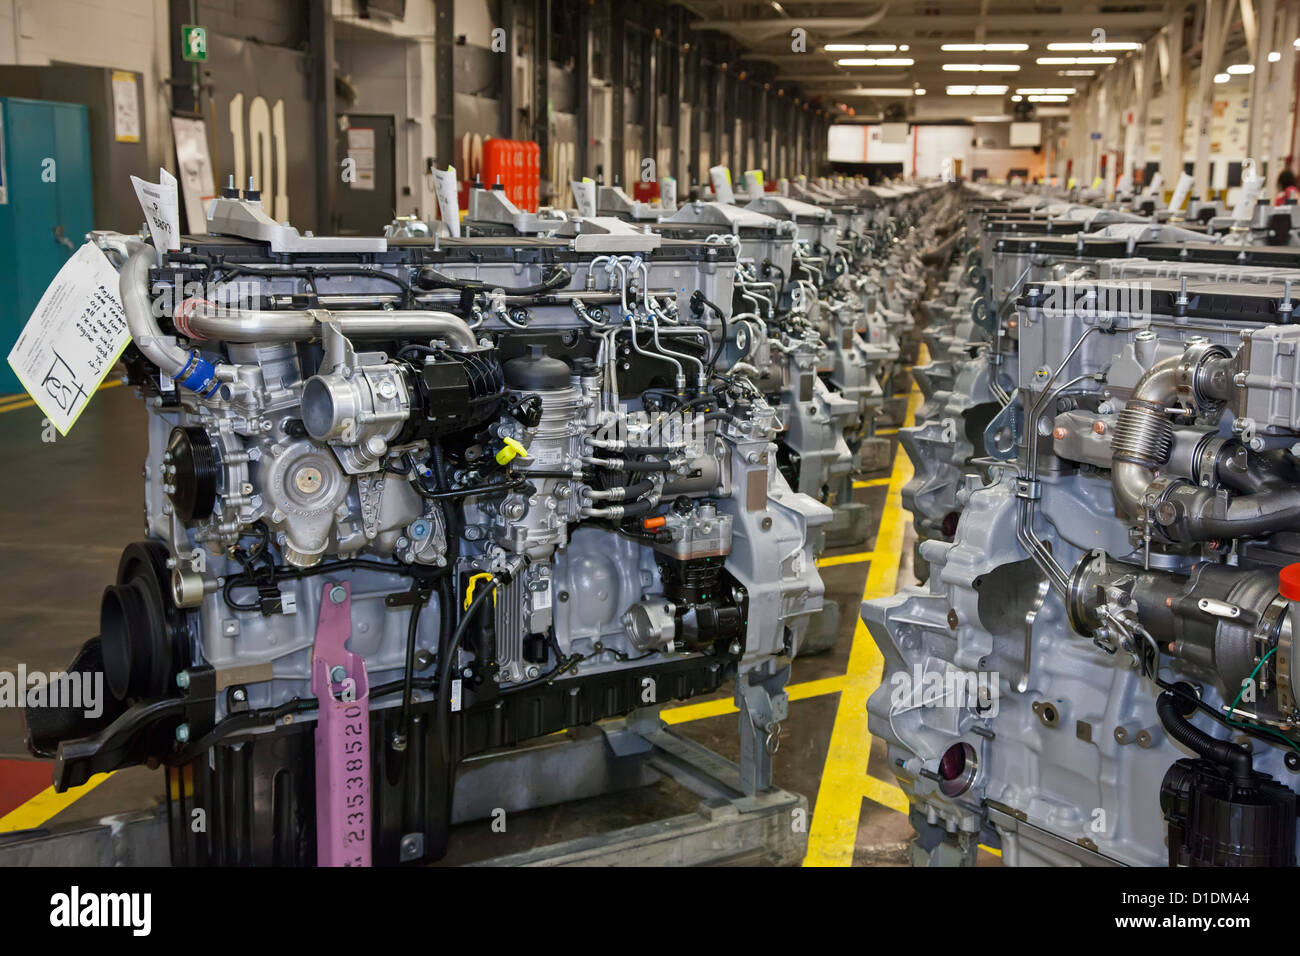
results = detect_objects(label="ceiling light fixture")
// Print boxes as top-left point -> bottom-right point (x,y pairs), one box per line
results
836,57 -> 915,66
1016,87 -> 1076,95
1214,72 -> 1230,83
1226,63 -> 1255,74
1027,94 -> 1068,102
942,63 -> 1021,72
940,42 -> 1029,52
946,84 -> 1009,95
1046,41 -> 1141,51
1037,56 -> 1117,65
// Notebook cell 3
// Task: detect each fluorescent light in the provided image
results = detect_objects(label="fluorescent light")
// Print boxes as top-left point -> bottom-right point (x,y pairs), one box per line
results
1046,41 -> 1141,51
1270,51 -> 1282,62
972,115 -> 1011,122
946,84 -> 1009,95
1028,94 -> 1068,102
1226,63 -> 1254,74
940,42 -> 1028,52
825,43 -> 905,52
836,57 -> 915,66
914,87 -> 926,95
1011,94 -> 1023,101
1016,87 -> 1076,95
943,63 -> 1021,72
1057,69 -> 1096,76
1214,72 -> 1230,83
844,88 -> 915,96
1037,56 -> 1117,65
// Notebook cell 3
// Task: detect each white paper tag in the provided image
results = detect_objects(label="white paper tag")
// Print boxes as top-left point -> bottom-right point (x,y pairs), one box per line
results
433,165 -> 460,237
743,169 -> 764,196
659,176 -> 677,210
450,677 -> 463,713
6,243 -> 130,435
572,177 -> 597,218
1168,171 -> 1194,212
1232,161 -> 1264,222
709,165 -> 735,204
131,168 -> 180,262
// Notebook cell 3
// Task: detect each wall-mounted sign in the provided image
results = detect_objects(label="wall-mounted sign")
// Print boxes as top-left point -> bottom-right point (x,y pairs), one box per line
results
182,25 -> 208,62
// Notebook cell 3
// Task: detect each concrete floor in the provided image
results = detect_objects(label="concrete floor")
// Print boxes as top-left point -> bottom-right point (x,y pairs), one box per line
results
0,381 -> 978,866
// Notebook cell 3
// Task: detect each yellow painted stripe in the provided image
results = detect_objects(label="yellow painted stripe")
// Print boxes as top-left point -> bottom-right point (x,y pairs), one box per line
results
863,773 -> 909,814
817,551 -> 872,568
0,379 -> 122,416
0,773 -> 114,833
981,843 -> 1002,858
853,477 -> 890,489
660,673 -> 848,725
804,386 -> 919,867
875,427 -> 899,435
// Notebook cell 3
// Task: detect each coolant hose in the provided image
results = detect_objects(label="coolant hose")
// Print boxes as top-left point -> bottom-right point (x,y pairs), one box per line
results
1156,690 -> 1254,791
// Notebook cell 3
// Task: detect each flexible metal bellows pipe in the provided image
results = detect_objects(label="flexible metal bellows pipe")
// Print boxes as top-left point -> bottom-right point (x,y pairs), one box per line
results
1111,355 -> 1180,520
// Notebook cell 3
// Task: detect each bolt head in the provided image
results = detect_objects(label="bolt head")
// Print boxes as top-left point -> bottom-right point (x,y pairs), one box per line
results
175,670 -> 191,690
175,723 -> 190,743
330,584 -> 348,605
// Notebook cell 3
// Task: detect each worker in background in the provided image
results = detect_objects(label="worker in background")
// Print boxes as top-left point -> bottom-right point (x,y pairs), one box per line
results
1274,168 -> 1300,205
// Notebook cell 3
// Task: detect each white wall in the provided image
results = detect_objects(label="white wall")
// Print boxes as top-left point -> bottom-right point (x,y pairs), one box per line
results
0,0 -> 172,173
830,123 -> 1047,182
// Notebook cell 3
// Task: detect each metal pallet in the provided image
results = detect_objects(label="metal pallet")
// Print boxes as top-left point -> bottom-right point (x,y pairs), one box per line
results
0,715 -> 808,867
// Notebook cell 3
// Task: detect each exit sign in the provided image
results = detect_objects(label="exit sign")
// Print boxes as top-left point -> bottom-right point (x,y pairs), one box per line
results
182,25 -> 208,62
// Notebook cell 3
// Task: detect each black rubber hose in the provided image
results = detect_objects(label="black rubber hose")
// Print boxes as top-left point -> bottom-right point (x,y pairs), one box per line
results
415,264 -> 570,296
1157,690 -> 1255,791
437,577 -> 499,765
413,478 -> 528,500
590,458 -> 672,473
398,592 -> 429,741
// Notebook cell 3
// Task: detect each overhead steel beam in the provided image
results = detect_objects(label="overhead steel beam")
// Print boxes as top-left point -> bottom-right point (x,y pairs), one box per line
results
1191,0 -> 1229,198
610,1 -> 626,185
497,0 -> 516,138
435,0 -> 455,167
309,0 -> 336,234
690,12 -> 1171,36
576,0 -> 592,176
643,18 -> 658,181
533,0 -> 552,199
1159,2 -> 1186,188
688,46 -> 703,184
668,12 -> 682,183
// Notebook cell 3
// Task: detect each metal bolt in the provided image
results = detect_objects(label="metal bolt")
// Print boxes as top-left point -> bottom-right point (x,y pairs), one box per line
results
330,584 -> 347,605
330,665 -> 347,683
176,670 -> 191,690
175,723 -> 191,743
232,688 -> 247,703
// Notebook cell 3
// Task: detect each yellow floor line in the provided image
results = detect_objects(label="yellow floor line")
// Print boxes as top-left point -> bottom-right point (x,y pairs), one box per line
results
660,673 -> 848,725
804,386 -> 919,867
0,773 -> 114,834
853,477 -> 891,489
0,379 -> 122,416
875,427 -> 899,435
863,773 -> 909,814
816,551 -> 873,568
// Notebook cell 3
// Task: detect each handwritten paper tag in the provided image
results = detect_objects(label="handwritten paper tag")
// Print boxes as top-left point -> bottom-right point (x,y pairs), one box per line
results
709,165 -> 735,204
433,165 -> 461,237
659,176 -> 677,210
572,177 -> 597,218
6,243 -> 130,435
131,168 -> 180,263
